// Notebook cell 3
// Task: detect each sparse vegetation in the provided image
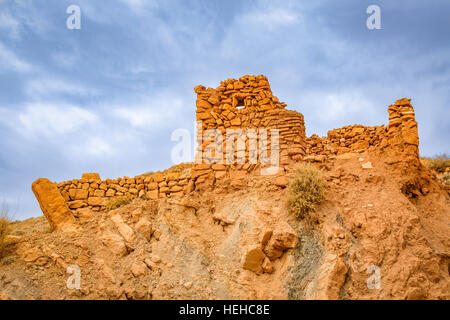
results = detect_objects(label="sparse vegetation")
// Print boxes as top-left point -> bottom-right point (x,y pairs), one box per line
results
0,205 -> 12,258
105,196 -> 133,212
422,154 -> 450,173
287,164 -> 325,220
440,173 -> 450,185
141,163 -> 193,179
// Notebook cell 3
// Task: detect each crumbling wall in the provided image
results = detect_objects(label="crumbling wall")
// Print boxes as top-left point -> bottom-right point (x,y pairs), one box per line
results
32,75 -> 420,224
304,98 -> 419,164
55,163 -> 261,214
56,169 -> 194,212
194,75 -> 306,166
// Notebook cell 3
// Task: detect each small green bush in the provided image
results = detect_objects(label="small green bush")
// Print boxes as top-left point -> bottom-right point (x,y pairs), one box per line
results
105,196 -> 133,212
287,164 -> 325,220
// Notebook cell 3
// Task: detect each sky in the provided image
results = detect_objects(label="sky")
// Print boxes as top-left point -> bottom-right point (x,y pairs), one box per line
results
0,0 -> 449,220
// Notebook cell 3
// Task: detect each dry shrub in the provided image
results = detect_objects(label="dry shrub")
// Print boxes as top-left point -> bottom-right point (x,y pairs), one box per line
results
439,173 -> 450,185
105,196 -> 133,212
0,208 -> 12,258
423,154 -> 450,173
141,163 -> 193,179
287,164 -> 325,220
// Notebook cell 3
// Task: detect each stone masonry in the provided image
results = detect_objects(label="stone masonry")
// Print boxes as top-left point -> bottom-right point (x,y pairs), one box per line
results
31,75 -> 420,229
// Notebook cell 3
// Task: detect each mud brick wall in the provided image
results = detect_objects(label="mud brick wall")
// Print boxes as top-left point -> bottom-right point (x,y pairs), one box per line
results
194,75 -> 306,167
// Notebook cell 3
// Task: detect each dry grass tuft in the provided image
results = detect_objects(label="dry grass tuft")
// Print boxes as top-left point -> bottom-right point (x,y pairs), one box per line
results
105,196 -> 133,212
422,154 -> 450,174
0,206 -> 12,258
439,173 -> 450,185
287,164 -> 325,220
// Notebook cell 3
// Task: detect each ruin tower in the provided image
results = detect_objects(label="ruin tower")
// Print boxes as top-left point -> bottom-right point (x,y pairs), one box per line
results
194,75 -> 307,166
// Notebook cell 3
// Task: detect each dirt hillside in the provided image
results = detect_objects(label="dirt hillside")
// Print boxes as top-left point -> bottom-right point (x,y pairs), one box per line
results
0,75 -> 448,300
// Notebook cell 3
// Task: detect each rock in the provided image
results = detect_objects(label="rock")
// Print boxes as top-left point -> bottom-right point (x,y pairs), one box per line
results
82,173 -> 101,181
93,189 -> 105,197
69,189 -> 89,200
147,190 -> 159,199
184,181 -> 195,194
77,208 -> 94,223
0,291 -> 11,300
316,254 -> 348,300
352,140 -> 370,150
31,178 -> 76,230
153,229 -> 161,241
230,170 -> 247,180
150,255 -> 161,263
262,257 -> 274,274
131,262 -> 147,277
274,176 -> 289,188
144,258 -> 157,270
106,286 -> 124,299
17,245 -> 45,263
135,218 -> 153,240
213,211 -> 238,226
196,100 -> 212,109
402,126 -> 419,146
264,228 -> 298,261
77,255 -> 90,267
184,281 -> 193,289
243,246 -> 265,274
260,230 -> 273,247
230,118 -> 241,126
110,214 -> 136,243
230,178 -> 245,189
88,197 -> 107,207
212,164 -> 227,171
362,161 -> 373,169
123,286 -> 148,300
68,200 -> 86,209
101,231 -> 127,256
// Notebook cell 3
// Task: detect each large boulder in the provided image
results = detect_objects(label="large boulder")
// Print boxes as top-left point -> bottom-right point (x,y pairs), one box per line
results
32,178 -> 76,230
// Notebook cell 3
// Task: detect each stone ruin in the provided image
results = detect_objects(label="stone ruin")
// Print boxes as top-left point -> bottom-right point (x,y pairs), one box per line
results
31,75 -> 420,230
194,74 -> 306,166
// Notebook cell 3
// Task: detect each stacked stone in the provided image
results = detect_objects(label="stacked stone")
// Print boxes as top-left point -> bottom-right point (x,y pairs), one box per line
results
303,98 -> 420,163
305,125 -> 387,157
56,162 -> 268,213
56,170 -> 195,211
385,98 -> 419,162
194,75 -> 306,167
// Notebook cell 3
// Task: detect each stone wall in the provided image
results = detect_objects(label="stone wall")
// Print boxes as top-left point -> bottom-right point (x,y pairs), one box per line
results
32,75 -> 420,227
304,98 -> 419,163
194,75 -> 306,166
56,169 -> 194,212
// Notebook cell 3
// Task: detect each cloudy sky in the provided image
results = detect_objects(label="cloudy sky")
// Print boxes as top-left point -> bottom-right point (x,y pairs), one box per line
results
0,0 -> 449,220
